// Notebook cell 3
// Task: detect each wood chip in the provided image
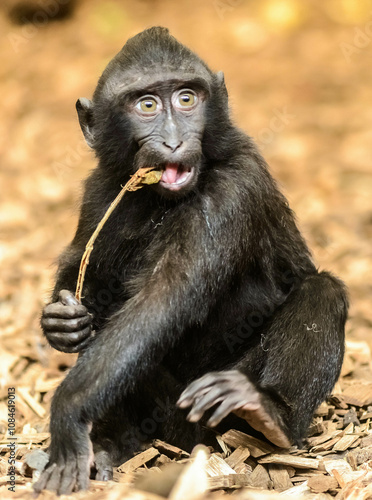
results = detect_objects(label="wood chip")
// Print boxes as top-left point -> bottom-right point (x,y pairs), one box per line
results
346,340 -> 371,364
329,395 -> 349,410
342,384 -> 372,407
209,474 -> 251,491
221,430 -> 276,457
208,474 -> 251,490
291,472 -> 324,482
343,422 -> 355,434
291,478 -> 307,485
117,447 -> 159,473
113,469 -> 135,484
17,387 -> 46,418
0,433 -> 49,445
133,463 -> 182,497
34,376 -> 64,393
267,464 -> 292,491
308,475 -> 339,493
314,402 -> 332,417
285,466 -> 296,477
308,430 -> 343,447
225,446 -> 250,469
332,434 -> 359,452
332,468 -> 366,489
311,436 -> 343,453
169,446 -> 209,500
153,440 -> 189,459
307,420 -> 326,437
258,454 -> 319,469
346,447 -> 372,470
360,435 -> 372,448
360,412 -> 372,421
349,438 -> 361,449
234,462 -> 252,474
250,464 -> 273,490
282,482 -> 312,496
118,488 -> 166,500
216,435 -> 230,455
12,396 -> 35,421
153,454 -> 172,467
323,459 -> 355,486
205,454 -> 236,477
334,409 -> 349,416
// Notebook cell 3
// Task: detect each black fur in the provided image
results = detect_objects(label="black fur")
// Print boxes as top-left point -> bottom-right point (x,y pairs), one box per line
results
36,27 -> 348,494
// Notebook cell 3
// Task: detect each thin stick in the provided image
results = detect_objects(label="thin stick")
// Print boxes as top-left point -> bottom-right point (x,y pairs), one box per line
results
75,167 -> 162,301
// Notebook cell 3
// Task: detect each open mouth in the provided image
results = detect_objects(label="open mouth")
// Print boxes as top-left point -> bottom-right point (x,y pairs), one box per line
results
160,163 -> 194,191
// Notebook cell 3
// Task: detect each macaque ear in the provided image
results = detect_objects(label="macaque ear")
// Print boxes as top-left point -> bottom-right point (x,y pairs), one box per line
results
216,71 -> 228,97
76,98 -> 95,148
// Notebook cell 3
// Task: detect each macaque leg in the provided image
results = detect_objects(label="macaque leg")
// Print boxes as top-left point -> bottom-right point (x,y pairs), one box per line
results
178,272 -> 348,446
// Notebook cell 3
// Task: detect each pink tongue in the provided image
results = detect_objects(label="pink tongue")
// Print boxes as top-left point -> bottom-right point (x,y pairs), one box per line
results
162,163 -> 180,184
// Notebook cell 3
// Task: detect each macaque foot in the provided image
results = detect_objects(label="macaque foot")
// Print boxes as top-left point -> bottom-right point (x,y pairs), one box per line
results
41,289 -> 93,353
92,450 -> 113,481
177,370 -> 291,448
33,453 -> 91,495
32,447 -> 113,494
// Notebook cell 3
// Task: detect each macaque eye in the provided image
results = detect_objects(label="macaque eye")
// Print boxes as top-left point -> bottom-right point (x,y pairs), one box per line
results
176,90 -> 197,108
137,97 -> 158,113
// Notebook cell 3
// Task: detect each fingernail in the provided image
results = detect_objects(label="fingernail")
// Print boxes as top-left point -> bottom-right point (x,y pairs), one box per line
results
187,412 -> 201,422
177,400 -> 190,408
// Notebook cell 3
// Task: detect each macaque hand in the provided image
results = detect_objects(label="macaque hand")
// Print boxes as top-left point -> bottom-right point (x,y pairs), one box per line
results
177,370 -> 291,448
41,290 -> 93,353
177,370 -> 261,426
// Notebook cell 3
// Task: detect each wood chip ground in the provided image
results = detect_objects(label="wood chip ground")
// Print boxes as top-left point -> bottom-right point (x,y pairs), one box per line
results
0,340 -> 371,499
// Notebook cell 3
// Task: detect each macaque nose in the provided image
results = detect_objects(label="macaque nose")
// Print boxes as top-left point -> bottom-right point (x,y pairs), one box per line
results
163,140 -> 183,153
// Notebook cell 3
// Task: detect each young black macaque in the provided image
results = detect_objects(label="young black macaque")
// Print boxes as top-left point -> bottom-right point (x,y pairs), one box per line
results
36,27 -> 348,494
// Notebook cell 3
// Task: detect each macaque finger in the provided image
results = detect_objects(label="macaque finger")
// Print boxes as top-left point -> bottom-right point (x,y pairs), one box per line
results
47,327 -> 93,353
207,395 -> 244,427
42,314 -> 91,333
59,461 -> 77,496
43,303 -> 88,319
33,463 -> 57,493
186,384 -> 232,421
59,289 -> 80,306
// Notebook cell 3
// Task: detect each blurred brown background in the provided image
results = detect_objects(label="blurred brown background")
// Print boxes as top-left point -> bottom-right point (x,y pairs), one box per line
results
0,0 -> 371,386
